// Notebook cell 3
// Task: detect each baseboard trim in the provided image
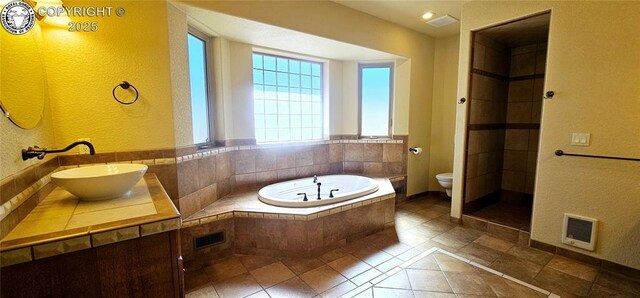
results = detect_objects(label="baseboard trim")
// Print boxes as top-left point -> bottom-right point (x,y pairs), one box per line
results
530,239 -> 640,279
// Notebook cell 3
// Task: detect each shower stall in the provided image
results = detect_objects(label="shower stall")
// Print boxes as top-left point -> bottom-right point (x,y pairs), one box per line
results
463,13 -> 550,231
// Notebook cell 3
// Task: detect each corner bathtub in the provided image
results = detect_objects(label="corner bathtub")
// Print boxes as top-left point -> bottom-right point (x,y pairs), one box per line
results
258,175 -> 379,207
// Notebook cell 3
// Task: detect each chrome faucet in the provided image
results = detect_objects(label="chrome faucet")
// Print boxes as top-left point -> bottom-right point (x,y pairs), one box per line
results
316,182 -> 322,200
22,141 -> 96,161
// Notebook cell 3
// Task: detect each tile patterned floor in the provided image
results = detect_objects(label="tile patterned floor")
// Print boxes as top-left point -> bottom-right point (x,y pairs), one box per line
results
468,200 -> 533,231
185,194 -> 640,298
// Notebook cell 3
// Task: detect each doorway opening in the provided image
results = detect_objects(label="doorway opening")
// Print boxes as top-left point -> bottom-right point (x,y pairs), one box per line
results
463,13 -> 551,232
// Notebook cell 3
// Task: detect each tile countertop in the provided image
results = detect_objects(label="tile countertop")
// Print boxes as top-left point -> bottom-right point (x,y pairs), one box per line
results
0,174 -> 180,252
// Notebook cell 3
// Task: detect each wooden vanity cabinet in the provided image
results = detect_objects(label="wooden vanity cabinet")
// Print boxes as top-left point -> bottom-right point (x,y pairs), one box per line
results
1,230 -> 184,298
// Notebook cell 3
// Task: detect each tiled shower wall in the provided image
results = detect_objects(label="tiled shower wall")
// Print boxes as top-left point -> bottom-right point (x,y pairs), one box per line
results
503,43 -> 546,195
466,36 -> 546,205
466,35 -> 510,204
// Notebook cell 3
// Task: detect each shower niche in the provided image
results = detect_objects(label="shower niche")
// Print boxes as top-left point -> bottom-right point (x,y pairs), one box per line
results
463,13 -> 550,231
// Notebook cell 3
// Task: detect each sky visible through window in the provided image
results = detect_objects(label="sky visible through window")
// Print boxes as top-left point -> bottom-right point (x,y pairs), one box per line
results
187,33 -> 210,144
253,53 -> 323,143
361,66 -> 392,136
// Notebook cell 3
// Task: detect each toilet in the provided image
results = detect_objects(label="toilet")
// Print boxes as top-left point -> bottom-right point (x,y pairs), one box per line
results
436,173 -> 453,197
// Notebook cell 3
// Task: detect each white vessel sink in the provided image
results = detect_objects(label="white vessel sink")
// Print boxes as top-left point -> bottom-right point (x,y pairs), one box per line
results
51,164 -> 148,201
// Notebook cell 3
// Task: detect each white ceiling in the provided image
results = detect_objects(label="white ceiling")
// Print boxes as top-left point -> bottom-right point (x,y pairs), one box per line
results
333,1 -> 464,37
179,3 -> 404,61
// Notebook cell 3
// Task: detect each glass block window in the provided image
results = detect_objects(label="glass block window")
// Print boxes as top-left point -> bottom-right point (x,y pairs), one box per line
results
252,53 -> 323,143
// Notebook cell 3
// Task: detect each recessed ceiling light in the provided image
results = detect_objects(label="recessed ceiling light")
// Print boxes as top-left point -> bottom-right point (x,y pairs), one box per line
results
421,11 -> 435,20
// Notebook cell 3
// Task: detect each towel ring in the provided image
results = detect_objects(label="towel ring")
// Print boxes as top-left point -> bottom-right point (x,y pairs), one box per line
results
112,81 -> 139,105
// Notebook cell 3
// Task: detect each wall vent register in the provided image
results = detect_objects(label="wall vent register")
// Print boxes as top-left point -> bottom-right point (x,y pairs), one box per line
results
194,231 -> 225,250
562,213 -> 598,251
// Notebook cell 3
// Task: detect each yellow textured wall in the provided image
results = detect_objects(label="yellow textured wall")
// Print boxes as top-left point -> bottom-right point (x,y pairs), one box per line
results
1,23 -> 56,179
43,0 -> 175,152
167,2 -> 193,147
178,0 -> 436,195
428,35 -> 460,190
452,1 -> 640,269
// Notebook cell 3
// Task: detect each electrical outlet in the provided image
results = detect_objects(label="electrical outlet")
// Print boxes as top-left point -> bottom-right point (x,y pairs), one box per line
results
571,133 -> 590,146
77,138 -> 91,154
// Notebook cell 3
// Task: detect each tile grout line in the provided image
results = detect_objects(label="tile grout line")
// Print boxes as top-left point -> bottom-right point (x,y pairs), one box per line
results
342,245 -> 558,297
436,247 -> 555,296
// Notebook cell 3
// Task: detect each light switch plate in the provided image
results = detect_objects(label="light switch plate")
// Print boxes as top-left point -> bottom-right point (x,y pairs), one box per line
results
571,133 -> 590,146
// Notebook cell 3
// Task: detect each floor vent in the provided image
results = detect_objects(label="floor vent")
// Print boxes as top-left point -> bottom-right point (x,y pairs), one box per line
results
194,231 -> 225,250
562,213 -> 597,251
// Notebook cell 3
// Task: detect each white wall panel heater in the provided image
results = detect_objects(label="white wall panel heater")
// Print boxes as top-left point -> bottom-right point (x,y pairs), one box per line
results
562,213 -> 598,251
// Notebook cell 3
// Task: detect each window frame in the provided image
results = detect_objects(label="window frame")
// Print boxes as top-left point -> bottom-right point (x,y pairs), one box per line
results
187,26 -> 215,148
252,51 -> 325,144
358,62 -> 395,139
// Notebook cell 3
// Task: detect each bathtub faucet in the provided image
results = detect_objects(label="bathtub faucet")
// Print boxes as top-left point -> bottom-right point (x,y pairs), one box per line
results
317,182 -> 322,200
297,193 -> 308,201
329,189 -> 340,198
313,175 -> 318,183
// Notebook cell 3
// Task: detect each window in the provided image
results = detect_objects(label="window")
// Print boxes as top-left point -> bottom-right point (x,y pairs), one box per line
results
359,63 -> 394,138
187,29 -> 212,145
252,52 -> 323,143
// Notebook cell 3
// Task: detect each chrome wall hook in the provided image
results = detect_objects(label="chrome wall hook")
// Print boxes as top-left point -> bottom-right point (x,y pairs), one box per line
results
543,91 -> 555,99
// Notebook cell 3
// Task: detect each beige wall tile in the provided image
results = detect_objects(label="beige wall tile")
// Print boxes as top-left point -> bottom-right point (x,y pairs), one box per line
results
473,42 -> 486,70
255,148 -> 278,172
531,101 -> 542,124
236,150 -> 257,174
528,130 -> 540,151
533,79 -> 544,101
527,152 -> 538,173
507,102 -> 533,123
177,159 -> 199,197
216,152 -> 235,179
382,144 -> 404,163
508,80 -> 534,102
471,74 -> 492,100
535,50 -> 547,74
344,144 -> 364,162
505,129 -> 530,151
328,144 -> 344,163
363,143 -> 383,162
256,171 -> 277,188
313,145 -> 330,165
512,44 -> 537,55
363,162 -> 384,175
502,170 -> 526,192
503,150 -> 528,172
344,162 -> 363,174
235,173 -> 257,191
510,52 -> 536,77
295,148 -> 314,167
